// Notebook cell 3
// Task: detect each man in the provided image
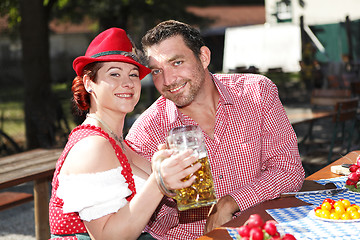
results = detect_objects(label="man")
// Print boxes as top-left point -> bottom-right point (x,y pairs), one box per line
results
126,20 -> 305,239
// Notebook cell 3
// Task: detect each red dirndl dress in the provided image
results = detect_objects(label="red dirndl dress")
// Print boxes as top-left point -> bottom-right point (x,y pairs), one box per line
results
48,124 -> 136,239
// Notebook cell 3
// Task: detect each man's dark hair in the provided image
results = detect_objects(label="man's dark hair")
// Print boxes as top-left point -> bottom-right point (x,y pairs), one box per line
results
141,20 -> 205,57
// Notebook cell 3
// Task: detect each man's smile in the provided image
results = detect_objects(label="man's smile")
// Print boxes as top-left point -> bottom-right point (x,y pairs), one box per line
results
169,83 -> 186,93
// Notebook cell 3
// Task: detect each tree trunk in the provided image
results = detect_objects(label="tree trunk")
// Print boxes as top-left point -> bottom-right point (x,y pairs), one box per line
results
20,0 -> 55,149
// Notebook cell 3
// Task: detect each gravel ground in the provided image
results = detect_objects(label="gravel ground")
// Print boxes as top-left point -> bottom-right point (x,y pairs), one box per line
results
0,183 -> 35,240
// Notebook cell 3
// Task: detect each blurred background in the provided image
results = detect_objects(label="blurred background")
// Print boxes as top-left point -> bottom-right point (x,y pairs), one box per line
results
0,0 -> 359,239
0,0 -> 359,154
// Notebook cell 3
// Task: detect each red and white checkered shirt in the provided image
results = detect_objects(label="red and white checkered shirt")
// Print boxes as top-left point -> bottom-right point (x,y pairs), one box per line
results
126,73 -> 305,239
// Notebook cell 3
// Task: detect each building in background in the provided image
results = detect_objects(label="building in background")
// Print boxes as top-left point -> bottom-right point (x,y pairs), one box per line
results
223,0 -> 360,87
223,23 -> 301,73
187,5 -> 265,73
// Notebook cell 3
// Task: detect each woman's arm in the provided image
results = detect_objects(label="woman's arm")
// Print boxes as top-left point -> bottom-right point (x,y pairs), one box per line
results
62,136 -> 200,240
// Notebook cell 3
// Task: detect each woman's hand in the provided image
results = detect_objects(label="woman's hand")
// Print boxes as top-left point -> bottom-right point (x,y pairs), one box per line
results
152,146 -> 201,192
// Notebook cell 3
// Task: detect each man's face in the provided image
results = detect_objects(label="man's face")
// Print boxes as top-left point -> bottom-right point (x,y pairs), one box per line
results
145,35 -> 207,107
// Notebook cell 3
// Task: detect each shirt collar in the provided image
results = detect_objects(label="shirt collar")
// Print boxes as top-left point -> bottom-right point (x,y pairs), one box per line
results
211,73 -> 234,106
164,98 -> 182,126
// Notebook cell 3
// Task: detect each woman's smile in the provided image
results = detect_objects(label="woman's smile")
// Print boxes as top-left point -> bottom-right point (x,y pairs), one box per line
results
115,93 -> 134,98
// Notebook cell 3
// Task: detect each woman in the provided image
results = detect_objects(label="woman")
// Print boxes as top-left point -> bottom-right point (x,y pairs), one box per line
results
49,28 -> 200,240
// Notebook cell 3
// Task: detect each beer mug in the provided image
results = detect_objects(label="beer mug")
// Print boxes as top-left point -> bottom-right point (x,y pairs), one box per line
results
166,125 -> 217,211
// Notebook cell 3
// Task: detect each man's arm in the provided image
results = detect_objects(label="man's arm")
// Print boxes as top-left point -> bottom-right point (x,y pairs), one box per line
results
204,195 -> 238,234
205,78 -> 305,232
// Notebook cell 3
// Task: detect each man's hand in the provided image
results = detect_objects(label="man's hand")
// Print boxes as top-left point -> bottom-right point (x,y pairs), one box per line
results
204,195 -> 239,234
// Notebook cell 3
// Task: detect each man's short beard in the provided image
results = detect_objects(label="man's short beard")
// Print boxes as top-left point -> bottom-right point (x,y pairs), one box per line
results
162,59 -> 205,107
168,77 -> 203,107
172,89 -> 196,107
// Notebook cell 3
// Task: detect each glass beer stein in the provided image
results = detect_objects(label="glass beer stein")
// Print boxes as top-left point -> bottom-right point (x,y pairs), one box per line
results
166,125 -> 217,211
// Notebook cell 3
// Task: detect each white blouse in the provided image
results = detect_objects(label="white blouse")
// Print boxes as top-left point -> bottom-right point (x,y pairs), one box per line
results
57,166 -> 146,221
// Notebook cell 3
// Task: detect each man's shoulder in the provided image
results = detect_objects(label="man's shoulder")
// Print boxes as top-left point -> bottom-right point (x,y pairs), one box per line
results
214,73 -> 270,85
129,96 -> 178,134
135,97 -> 167,123
213,73 -> 274,90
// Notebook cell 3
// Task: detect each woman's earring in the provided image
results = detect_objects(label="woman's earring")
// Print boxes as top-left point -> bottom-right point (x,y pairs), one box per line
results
87,89 -> 93,93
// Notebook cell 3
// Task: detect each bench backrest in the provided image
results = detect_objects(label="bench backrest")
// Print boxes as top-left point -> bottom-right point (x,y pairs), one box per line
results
311,89 -> 352,108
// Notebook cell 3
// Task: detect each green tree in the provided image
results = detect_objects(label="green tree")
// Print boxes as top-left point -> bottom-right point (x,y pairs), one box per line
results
0,0 -> 58,149
51,0 -> 207,44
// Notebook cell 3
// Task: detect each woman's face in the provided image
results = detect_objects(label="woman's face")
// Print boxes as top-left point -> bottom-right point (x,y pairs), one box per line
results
90,61 -> 141,115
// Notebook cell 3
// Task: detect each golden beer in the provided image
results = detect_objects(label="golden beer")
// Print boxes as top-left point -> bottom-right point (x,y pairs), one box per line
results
173,156 -> 217,211
166,125 -> 217,211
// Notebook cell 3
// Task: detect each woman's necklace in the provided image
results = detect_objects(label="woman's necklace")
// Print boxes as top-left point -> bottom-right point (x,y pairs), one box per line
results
86,113 -> 126,151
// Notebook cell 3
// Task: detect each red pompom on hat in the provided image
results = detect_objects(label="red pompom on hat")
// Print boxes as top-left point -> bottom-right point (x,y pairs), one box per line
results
73,28 -> 150,79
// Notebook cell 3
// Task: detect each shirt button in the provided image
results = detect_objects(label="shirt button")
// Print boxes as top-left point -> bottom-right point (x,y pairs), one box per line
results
219,175 -> 223,179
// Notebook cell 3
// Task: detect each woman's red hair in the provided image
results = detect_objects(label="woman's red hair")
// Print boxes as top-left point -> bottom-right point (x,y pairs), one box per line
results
71,62 -> 103,113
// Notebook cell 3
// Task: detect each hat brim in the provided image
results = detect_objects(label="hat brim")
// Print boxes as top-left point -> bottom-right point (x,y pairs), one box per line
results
73,55 -> 151,80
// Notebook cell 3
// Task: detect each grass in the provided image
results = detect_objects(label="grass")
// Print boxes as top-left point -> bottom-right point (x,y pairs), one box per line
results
0,85 -> 25,146
0,83 -> 76,149
0,101 -> 25,142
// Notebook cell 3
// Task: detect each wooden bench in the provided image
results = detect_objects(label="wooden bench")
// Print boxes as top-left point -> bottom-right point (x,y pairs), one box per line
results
311,89 -> 352,108
0,148 -> 62,239
0,191 -> 34,211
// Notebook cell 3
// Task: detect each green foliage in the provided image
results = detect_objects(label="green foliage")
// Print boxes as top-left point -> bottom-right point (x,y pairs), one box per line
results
48,0 -> 208,31
1,0 -> 251,36
0,0 -> 20,30
57,0 -> 69,8
345,184 -> 360,193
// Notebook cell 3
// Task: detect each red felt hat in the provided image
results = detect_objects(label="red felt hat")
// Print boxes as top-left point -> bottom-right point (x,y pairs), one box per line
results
73,28 -> 150,79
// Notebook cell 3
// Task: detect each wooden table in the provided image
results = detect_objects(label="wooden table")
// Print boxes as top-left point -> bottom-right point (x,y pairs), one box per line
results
285,107 -> 335,145
0,148 -> 62,240
198,150 -> 360,240
285,107 -> 334,126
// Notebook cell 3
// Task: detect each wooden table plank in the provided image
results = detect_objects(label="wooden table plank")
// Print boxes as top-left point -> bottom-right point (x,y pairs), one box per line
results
285,107 -> 334,126
306,150 -> 360,180
0,148 -> 62,189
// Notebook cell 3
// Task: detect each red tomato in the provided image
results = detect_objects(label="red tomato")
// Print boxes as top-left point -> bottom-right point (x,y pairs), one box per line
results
249,227 -> 263,240
349,164 -> 359,172
346,179 -> 357,185
264,220 -> 278,236
356,168 -> 360,177
282,233 -> 297,240
236,225 -> 250,237
348,172 -> 360,182
247,214 -> 264,229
